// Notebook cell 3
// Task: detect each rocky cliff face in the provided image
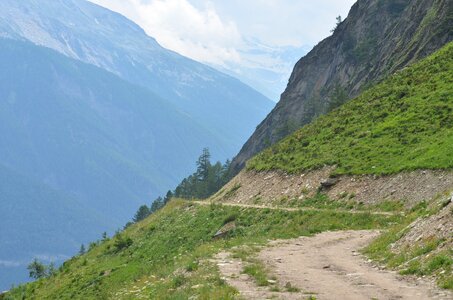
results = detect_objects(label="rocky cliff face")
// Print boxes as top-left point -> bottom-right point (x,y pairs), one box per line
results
231,0 -> 453,173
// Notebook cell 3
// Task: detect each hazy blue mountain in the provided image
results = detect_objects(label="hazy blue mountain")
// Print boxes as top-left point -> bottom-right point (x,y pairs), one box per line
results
0,162 -> 113,289
0,0 -> 273,146
0,0 -> 272,290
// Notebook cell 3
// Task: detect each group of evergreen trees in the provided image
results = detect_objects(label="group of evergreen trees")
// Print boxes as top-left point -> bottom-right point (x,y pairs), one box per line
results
131,148 -> 232,223
173,148 -> 232,199
27,259 -> 56,279
130,191 -> 173,224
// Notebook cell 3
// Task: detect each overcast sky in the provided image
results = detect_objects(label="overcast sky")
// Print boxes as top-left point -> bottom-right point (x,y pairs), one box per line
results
89,0 -> 357,66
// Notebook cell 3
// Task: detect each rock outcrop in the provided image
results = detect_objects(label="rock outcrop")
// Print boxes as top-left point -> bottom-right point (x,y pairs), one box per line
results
231,0 -> 453,173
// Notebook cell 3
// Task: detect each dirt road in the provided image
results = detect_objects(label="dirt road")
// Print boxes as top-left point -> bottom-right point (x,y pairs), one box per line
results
216,230 -> 452,300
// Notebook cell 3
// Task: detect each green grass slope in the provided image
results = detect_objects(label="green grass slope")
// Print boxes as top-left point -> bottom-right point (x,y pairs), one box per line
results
248,42 -> 453,175
3,200 -> 401,299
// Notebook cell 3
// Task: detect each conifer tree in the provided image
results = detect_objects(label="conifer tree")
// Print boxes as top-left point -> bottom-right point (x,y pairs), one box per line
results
27,259 -> 47,279
196,148 -> 211,181
133,205 -> 151,223
47,262 -> 57,277
151,197 -> 164,213
164,190 -> 173,204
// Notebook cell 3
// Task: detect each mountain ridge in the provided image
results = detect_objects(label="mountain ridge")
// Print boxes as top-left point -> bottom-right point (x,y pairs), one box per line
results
0,0 -> 274,149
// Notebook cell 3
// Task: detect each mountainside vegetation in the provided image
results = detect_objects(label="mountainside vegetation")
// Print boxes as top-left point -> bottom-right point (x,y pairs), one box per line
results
2,0 -> 453,297
173,148 -> 232,200
231,0 -> 453,173
248,42 -> 453,175
128,148 -> 231,227
364,197 -> 453,290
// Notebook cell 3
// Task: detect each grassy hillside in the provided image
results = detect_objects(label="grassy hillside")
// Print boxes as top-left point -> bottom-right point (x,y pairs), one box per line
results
3,200 -> 401,299
248,42 -> 453,175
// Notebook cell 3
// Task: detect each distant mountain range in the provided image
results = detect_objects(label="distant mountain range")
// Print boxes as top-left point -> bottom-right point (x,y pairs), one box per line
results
0,0 -> 273,290
214,39 -> 311,102
0,0 -> 273,147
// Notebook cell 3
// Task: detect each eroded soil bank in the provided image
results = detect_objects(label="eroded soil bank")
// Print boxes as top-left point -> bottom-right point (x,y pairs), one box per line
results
213,168 -> 453,207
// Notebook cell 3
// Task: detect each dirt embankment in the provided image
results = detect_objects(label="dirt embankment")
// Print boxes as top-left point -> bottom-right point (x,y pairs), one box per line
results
394,198 -> 453,254
212,168 -> 453,207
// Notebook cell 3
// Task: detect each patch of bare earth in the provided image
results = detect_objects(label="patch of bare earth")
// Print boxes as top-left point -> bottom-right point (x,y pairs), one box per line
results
213,168 -> 453,208
216,231 -> 452,300
215,252 -> 304,300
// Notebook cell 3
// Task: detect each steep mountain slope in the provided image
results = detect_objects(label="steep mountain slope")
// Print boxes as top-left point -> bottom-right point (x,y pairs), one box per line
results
217,42 -> 453,209
0,0 -> 273,149
0,38 -> 227,214
231,0 -> 453,172
248,42 -> 453,175
0,39 -> 232,290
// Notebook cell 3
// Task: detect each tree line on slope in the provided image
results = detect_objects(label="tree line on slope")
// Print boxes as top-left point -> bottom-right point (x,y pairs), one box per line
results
130,148 -> 232,223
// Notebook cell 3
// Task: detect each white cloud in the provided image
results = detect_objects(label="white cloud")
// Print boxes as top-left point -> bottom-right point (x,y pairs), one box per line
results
90,0 -> 356,66
90,0 -> 243,66
195,0 -> 357,47
0,260 -> 22,267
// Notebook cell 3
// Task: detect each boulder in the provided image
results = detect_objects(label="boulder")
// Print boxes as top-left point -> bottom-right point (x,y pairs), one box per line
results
213,222 -> 236,239
321,178 -> 338,188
